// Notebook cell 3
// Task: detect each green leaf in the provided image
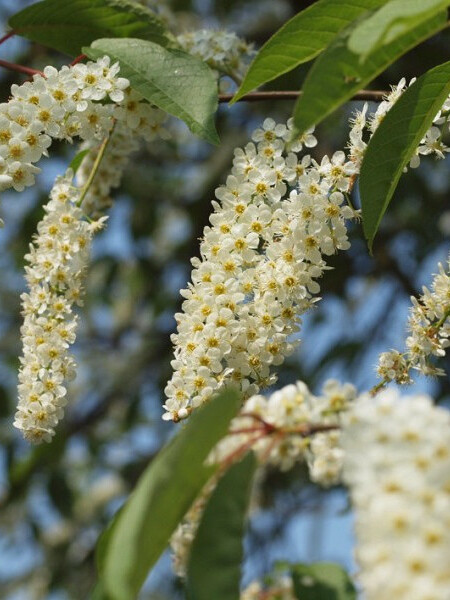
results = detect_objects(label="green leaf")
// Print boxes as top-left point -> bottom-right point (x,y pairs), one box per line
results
360,60 -> 450,250
69,149 -> 90,175
290,562 -> 356,600
233,0 -> 388,102
99,388 -> 241,600
85,38 -> 219,145
9,0 -> 171,57
348,0 -> 450,60
293,11 -> 446,134
186,452 -> 257,600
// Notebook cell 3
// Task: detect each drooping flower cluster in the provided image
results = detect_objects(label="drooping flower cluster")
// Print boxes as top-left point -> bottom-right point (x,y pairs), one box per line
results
170,379 -> 354,577
348,79 -> 450,169
164,119 -> 358,421
341,390 -> 450,600
0,57 -> 129,195
10,58 -> 171,443
377,254 -> 450,384
177,29 -> 254,81
13,171 -> 106,443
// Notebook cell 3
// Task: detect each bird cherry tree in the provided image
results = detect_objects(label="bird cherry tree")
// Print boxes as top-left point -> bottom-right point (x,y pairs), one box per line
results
0,0 -> 449,598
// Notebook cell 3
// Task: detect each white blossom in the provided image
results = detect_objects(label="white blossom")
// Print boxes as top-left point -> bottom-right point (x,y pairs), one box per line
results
164,120 -> 358,422
342,389 -> 450,600
14,170 -> 105,443
177,29 -> 254,80
376,255 -> 450,383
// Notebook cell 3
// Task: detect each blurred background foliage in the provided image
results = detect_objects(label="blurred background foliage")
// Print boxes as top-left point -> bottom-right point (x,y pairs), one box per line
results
0,0 -> 448,598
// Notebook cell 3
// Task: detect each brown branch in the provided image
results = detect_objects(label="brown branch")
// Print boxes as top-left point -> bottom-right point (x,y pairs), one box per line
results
70,54 -> 87,66
218,89 -> 387,103
0,31 -> 15,46
0,58 -> 44,77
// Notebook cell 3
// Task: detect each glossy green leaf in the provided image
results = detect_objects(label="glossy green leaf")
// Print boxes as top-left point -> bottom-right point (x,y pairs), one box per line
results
290,562 -> 356,599
233,0 -> 387,102
99,388 -> 241,600
293,11 -> 446,134
69,149 -> 90,175
9,0 -> 171,57
186,452 -> 257,600
360,60 -> 450,250
348,0 -> 450,60
85,38 -> 219,145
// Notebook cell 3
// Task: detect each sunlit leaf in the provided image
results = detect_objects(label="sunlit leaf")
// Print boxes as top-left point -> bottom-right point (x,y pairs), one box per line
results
233,0 -> 388,102
348,0 -> 450,60
359,60 -> 450,250
293,11 -> 446,134
85,38 -> 219,145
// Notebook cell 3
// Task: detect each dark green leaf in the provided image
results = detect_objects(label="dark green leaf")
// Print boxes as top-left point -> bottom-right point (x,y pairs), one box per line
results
293,11 -> 446,134
348,0 -> 450,60
233,0 -> 388,102
290,562 -> 356,600
69,149 -> 90,175
186,452 -> 257,600
99,388 -> 241,600
9,0 -> 171,57
85,38 -> 219,145
360,60 -> 450,250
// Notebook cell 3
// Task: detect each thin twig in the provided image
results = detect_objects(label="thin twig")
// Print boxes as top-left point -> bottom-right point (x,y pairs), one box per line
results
218,89 -> 387,104
77,122 -> 115,206
0,31 -> 15,46
0,58 -> 43,77
70,54 -> 87,66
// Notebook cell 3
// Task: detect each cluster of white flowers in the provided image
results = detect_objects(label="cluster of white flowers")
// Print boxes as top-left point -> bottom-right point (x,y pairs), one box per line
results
8,56 -> 173,443
164,118 -> 358,422
342,389 -> 450,600
0,57 -> 129,196
177,29 -> 254,81
170,379 -> 354,577
213,379 -> 355,481
241,573 -> 296,600
377,254 -> 450,384
348,79 -> 450,169
13,170 -> 106,443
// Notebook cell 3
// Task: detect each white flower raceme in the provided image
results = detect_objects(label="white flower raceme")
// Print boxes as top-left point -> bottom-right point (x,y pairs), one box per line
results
341,390 -> 450,600
377,254 -> 450,384
177,29 -> 254,81
170,379 -> 354,577
164,119 -> 358,422
14,170 -> 106,443
213,379 -> 355,480
348,79 -> 450,169
0,57 -> 129,196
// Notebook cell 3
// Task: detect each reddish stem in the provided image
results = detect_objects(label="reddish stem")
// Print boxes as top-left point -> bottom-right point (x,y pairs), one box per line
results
221,431 -> 266,468
70,54 -> 87,66
0,31 -> 15,46
0,58 -> 44,77
228,426 -> 267,435
240,411 -> 276,431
